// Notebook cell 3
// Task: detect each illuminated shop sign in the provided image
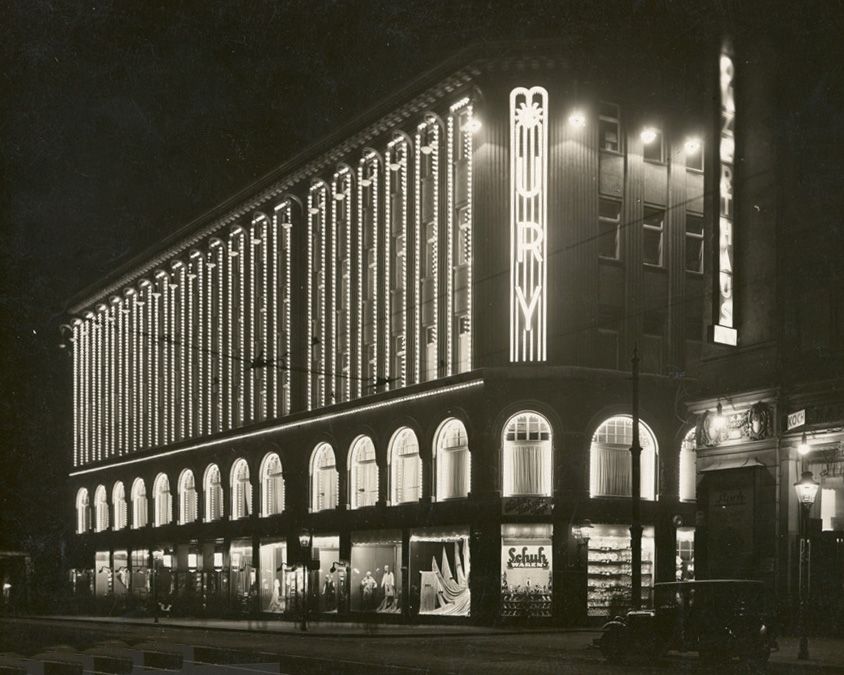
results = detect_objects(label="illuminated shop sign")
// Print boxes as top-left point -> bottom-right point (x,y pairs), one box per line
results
510,86 -> 548,362
713,50 -> 737,346
506,546 -> 550,569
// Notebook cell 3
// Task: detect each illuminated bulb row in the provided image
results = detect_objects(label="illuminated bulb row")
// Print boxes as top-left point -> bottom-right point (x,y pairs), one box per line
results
272,205 -> 283,418
215,243 -> 224,432
307,189 -> 314,409
330,175 -> 339,404
197,256 -> 205,436
72,322 -> 80,466
461,101 -> 474,371
186,257 -> 196,438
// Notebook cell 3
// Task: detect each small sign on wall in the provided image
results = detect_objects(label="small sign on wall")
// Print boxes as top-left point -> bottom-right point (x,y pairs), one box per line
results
787,409 -> 806,430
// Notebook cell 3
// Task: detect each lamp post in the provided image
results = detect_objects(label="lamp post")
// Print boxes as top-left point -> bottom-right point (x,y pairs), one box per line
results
794,470 -> 819,660
298,529 -> 313,632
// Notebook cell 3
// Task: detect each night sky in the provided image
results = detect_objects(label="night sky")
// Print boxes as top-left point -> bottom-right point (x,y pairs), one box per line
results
1,2 -> 841,566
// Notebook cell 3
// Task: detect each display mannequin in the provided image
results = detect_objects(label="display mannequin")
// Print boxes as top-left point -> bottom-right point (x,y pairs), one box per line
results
361,571 -> 377,610
268,578 -> 283,612
381,564 -> 395,609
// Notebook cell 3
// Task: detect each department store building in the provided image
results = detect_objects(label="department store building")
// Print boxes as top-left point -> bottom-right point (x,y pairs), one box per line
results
65,34 -> 788,625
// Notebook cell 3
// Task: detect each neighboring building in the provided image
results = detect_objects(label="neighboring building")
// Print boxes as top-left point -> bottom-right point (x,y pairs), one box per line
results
67,29 -> 836,626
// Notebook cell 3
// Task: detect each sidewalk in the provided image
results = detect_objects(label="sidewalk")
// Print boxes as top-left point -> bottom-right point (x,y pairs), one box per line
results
765,636 -> 844,673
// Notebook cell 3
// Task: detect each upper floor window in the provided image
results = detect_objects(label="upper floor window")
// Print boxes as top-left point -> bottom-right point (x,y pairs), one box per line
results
389,427 -> 422,505
502,411 -> 552,497
686,138 -> 704,172
131,478 -> 148,529
76,487 -> 90,534
643,206 -> 665,266
230,458 -> 252,520
112,481 -> 127,531
178,469 -> 198,525
153,473 -> 172,527
204,464 -> 224,522
599,198 -> 622,260
94,485 -> 109,532
259,452 -> 285,517
599,103 -> 621,152
349,435 -> 379,509
642,127 -> 665,163
679,428 -> 697,502
435,418 -> 470,501
685,213 -> 704,273
590,415 -> 658,500
310,443 -> 339,512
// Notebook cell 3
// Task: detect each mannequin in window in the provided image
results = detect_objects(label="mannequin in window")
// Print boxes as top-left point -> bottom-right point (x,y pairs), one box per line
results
322,574 -> 336,612
361,570 -> 377,610
268,578 -> 283,612
378,564 -> 397,612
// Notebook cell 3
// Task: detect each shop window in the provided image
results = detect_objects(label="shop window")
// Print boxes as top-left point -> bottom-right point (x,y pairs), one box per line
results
230,458 -> 252,520
113,550 -> 129,597
808,456 -> 844,532
94,485 -> 109,532
599,102 -> 621,152
76,487 -> 90,534
389,427 -> 422,505
587,524 -> 655,616
679,428 -> 697,503
502,411 -> 552,497
590,415 -> 658,500
500,524 -> 553,618
350,530 -> 402,614
259,539 -> 288,613
643,128 -> 664,163
229,539 -> 255,614
203,464 -> 224,522
130,549 -> 150,598
95,551 -> 111,597
112,481 -> 127,530
598,198 -> 622,260
153,473 -> 172,527
259,452 -> 285,517
131,478 -> 148,529
349,436 -> 379,509
435,418 -> 471,501
676,527 -> 695,580
178,469 -> 198,524
643,206 -> 664,266
310,443 -> 338,512
310,535 -> 343,614
409,527 -> 470,616
685,213 -> 704,273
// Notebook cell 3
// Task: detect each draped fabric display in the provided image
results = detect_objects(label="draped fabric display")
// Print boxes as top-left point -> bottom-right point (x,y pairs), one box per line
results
95,551 -> 111,597
410,532 -> 470,617
259,540 -> 287,612
425,539 -> 470,615
130,549 -> 149,598
589,416 -> 657,500
113,550 -> 129,596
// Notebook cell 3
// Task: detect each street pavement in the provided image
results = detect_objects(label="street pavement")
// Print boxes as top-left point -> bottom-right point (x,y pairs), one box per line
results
0,616 -> 842,673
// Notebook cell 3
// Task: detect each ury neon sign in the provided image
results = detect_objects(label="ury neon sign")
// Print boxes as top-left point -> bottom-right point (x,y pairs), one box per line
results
713,50 -> 737,346
510,86 -> 548,362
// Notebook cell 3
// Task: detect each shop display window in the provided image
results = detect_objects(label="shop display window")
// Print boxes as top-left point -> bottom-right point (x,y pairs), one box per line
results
69,569 -> 93,596
587,524 -> 654,617
130,549 -> 150,598
259,539 -> 288,613
502,411 -> 552,497
350,530 -> 402,613
174,543 -> 202,613
679,428 -> 697,502
310,535 -> 343,613
590,415 -> 658,500
113,550 -> 129,596
500,524 -> 552,618
202,541 -> 229,612
152,548 -> 175,602
95,551 -> 111,597
435,418 -> 470,501
808,456 -> 844,532
409,527 -> 470,616
229,539 -> 255,612
676,527 -> 695,580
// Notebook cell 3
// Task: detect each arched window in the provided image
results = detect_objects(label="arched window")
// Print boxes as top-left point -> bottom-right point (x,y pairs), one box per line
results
204,464 -> 224,522
590,415 -> 659,500
348,436 -> 378,509
112,482 -> 127,530
259,452 -> 285,517
310,443 -> 338,512
502,411 -> 553,497
94,485 -> 109,532
389,427 -> 422,504
76,488 -> 91,534
131,478 -> 148,529
679,428 -> 697,503
435,418 -> 470,500
178,470 -> 197,524
230,458 -> 252,520
153,473 -> 172,527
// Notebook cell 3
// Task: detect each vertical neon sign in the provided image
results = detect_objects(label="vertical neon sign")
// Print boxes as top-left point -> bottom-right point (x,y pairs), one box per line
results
713,50 -> 737,346
510,86 -> 548,362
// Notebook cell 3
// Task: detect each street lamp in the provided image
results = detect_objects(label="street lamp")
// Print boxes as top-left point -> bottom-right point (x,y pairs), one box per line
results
298,529 -> 313,632
794,470 -> 819,660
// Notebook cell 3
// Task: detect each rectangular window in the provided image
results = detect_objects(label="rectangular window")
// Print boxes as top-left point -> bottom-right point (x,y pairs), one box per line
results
598,198 -> 622,259
685,213 -> 704,273
643,128 -> 664,163
686,140 -> 704,172
599,102 -> 621,152
642,206 -> 664,266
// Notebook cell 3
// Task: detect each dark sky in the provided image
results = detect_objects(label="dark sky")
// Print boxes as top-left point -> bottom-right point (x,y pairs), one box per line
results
1,1 -> 840,557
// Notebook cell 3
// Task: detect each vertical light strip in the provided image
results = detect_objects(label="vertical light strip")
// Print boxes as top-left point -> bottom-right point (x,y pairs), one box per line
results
282,204 -> 291,415
261,215 -> 269,420
509,86 -> 548,362
308,182 -> 328,409
168,271 -> 177,443
330,174 -> 339,404
713,49 -> 737,346
356,161 -> 365,399
270,206 -> 280,417
227,235 -> 235,426
307,190 -> 314,410
153,279 -> 161,447
215,243 -> 224,430
95,307 -> 103,461
103,304 -> 111,457
237,228 -> 246,426
342,171 -> 352,401
446,112 -> 455,377
81,317 -> 89,464
431,122 -> 440,379
159,272 -> 169,446
465,102 -> 474,370
413,125 -> 422,382
72,321 -> 79,466
109,300 -> 118,456
197,255 -> 205,435
248,222 -> 257,423
318,185 -> 328,408
117,298 -> 125,454
176,262 -> 186,440
137,282 -> 147,450
187,256 -> 197,438
208,245 -> 216,435
384,144 -> 393,389
130,291 -> 139,452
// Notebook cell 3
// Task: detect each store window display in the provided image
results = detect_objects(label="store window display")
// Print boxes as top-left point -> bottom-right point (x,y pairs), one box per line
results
95,551 -> 111,597
500,524 -> 552,618
676,527 -> 695,580
259,539 -> 288,613
350,530 -> 402,613
229,539 -> 255,613
175,543 -> 202,614
390,427 -> 422,505
113,550 -> 129,597
130,549 -> 150,598
202,541 -> 229,613
679,428 -> 697,502
502,411 -> 552,497
587,524 -> 655,616
435,418 -> 470,501
349,436 -> 379,509
590,416 -> 659,500
409,527 -> 470,616
310,535 -> 343,613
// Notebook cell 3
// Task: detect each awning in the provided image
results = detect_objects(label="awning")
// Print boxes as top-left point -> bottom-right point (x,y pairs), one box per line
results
699,458 -> 765,472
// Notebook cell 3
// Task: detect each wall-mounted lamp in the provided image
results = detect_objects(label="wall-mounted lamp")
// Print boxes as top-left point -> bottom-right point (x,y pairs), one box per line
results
684,137 -> 701,155
798,431 -> 811,456
462,118 -> 482,134
640,127 -> 659,145
712,401 -> 727,432
568,110 -> 586,128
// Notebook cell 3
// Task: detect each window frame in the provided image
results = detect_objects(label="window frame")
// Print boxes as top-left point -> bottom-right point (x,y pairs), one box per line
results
642,205 -> 665,267
598,102 -> 623,154
598,197 -> 622,261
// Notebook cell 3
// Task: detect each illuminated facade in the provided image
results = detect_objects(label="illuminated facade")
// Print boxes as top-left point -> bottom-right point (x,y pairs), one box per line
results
66,37 -> 785,625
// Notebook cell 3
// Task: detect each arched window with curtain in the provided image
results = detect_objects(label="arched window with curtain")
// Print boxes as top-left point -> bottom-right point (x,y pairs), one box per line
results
112,481 -> 127,530
153,473 -> 172,526
389,427 -> 422,504
76,487 -> 91,534
230,458 -> 252,520
310,443 -> 338,512
435,418 -> 470,500
502,411 -> 553,497
679,428 -> 697,502
178,469 -> 197,524
131,478 -> 148,529
259,452 -> 285,516
204,464 -> 224,522
348,435 -> 379,509
94,485 -> 109,532
590,415 -> 659,500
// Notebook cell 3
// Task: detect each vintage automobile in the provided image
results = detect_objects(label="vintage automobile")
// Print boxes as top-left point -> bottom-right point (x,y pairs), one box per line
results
596,580 -> 777,665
